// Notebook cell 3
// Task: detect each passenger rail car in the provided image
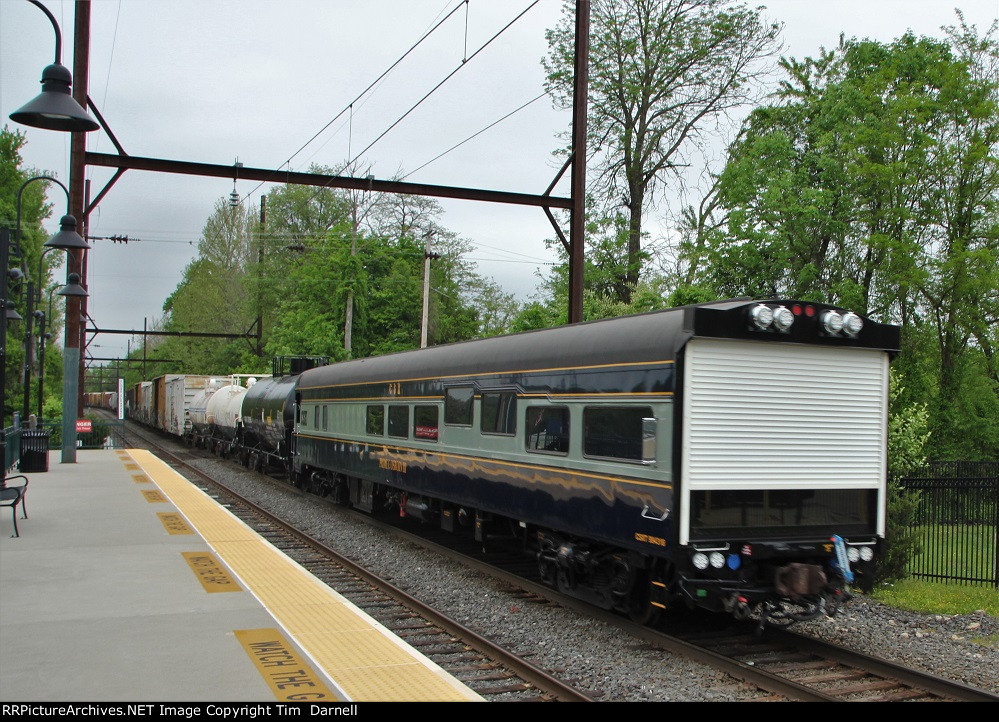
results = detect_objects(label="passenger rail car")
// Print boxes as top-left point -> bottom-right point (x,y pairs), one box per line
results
292,299 -> 900,628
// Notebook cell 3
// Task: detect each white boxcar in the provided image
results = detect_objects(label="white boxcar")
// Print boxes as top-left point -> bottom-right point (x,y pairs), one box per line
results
138,381 -> 154,425
163,375 -> 214,438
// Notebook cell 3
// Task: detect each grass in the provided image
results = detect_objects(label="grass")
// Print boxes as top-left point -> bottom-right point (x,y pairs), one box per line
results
871,577 -> 999,617
870,578 -> 999,648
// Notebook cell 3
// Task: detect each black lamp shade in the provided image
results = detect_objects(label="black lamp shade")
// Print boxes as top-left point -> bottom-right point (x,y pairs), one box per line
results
9,63 -> 99,133
57,273 -> 88,298
44,215 -> 90,250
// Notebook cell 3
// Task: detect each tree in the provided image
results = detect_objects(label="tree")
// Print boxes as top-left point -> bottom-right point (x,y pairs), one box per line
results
544,0 -> 780,302
156,196 -> 259,373
0,126 -> 65,420
696,17 -> 999,459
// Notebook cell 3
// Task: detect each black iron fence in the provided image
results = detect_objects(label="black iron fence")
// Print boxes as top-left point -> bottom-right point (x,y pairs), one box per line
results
897,461 -> 999,588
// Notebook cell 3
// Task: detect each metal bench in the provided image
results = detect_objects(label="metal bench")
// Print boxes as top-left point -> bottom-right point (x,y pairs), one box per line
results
1,474 -> 29,538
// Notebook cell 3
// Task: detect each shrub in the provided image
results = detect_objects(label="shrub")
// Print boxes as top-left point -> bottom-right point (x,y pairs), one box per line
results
878,370 -> 930,584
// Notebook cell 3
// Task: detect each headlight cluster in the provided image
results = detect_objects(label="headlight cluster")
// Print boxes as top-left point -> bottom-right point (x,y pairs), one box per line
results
750,304 -> 794,333
691,550 -> 741,571
749,303 -> 865,338
846,545 -> 875,563
821,310 -> 864,337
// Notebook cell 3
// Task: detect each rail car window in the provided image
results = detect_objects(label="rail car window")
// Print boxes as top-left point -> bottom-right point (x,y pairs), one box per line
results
444,386 -> 474,426
414,405 -> 439,441
388,405 -> 409,438
525,406 -> 569,454
366,405 -> 385,436
480,391 -> 516,435
583,406 -> 653,461
322,405 -> 328,431
300,408 -> 308,427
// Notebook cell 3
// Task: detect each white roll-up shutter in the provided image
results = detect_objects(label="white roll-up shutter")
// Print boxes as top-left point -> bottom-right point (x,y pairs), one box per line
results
680,338 -> 888,543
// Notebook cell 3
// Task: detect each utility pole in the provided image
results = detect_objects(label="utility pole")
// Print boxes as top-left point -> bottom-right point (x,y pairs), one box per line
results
257,195 -> 265,357
421,235 -> 432,348
568,0 -> 589,324
344,198 -> 356,358
63,0 -> 92,463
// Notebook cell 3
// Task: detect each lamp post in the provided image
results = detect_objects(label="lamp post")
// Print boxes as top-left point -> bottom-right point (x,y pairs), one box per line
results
34,309 -> 49,421
14,177 -> 89,427
34,286 -> 58,423
9,0 -> 99,471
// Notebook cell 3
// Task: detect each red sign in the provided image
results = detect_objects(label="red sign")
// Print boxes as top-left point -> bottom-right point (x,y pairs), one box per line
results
76,419 -> 92,433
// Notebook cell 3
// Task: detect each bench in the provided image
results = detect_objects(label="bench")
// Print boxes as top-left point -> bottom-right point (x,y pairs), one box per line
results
1,474 -> 29,538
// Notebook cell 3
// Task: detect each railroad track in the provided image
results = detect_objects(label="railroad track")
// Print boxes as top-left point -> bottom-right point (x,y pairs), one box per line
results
119,418 -> 999,703
668,623 -> 999,702
120,421 -> 593,702
368,515 -> 999,702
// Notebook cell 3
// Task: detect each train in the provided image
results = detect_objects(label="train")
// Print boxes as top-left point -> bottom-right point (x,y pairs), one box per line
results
99,298 -> 901,630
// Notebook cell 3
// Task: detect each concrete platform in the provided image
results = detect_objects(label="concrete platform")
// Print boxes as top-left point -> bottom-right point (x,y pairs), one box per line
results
0,448 -> 483,703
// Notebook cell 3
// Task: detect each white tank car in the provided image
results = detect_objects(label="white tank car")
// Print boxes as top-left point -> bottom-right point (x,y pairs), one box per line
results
188,378 -> 229,436
205,378 -> 258,440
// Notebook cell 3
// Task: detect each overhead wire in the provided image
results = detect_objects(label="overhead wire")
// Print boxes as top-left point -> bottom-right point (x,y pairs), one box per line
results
346,1 -> 541,167
232,1 -> 556,276
241,0 -> 469,202
400,91 -> 547,180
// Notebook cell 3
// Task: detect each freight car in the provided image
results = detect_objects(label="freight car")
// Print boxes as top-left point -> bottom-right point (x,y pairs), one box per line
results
290,298 -> 900,628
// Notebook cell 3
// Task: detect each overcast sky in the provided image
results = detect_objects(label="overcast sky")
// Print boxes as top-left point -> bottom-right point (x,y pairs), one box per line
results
2,0 -> 998,364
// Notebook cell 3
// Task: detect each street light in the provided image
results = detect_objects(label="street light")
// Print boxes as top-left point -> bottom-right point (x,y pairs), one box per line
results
4,0 -> 96,489
34,309 -> 50,421
14,177 -> 89,424
8,0 -> 99,133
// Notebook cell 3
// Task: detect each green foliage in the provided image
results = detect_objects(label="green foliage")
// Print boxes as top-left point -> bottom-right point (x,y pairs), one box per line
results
879,371 -> 930,584
544,0 -> 780,299
0,126 -> 67,426
688,16 -> 999,461
126,170 -> 519,382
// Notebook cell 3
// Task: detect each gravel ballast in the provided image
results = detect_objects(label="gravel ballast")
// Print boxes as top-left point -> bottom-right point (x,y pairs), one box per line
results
193,456 -> 999,701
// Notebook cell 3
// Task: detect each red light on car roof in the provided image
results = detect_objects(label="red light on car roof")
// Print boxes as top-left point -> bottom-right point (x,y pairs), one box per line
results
805,305 -> 815,317
792,304 -> 802,315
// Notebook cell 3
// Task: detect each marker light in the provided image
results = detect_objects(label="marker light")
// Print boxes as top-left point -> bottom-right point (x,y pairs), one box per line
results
750,304 -> 774,331
772,306 -> 794,332
859,546 -> 875,562
842,312 -> 864,337
847,547 -> 860,563
710,552 -> 726,569
821,310 -> 844,334
692,552 -> 709,570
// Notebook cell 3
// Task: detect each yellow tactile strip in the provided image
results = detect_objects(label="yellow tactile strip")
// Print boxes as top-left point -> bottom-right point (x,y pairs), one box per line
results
125,449 -> 483,702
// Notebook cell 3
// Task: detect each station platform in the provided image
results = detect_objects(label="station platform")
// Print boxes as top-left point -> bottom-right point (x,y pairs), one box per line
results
0,448 -> 484,703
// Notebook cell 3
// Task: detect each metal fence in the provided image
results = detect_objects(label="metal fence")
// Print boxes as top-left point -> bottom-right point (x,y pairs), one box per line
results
3,426 -> 20,473
2,419 -> 128,475
898,461 -> 999,588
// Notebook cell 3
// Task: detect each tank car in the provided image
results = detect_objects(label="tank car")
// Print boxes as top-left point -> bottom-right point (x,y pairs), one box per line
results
203,379 -> 254,456
238,358 -> 327,473
187,378 -> 228,447
238,375 -> 298,471
290,298 -> 900,629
